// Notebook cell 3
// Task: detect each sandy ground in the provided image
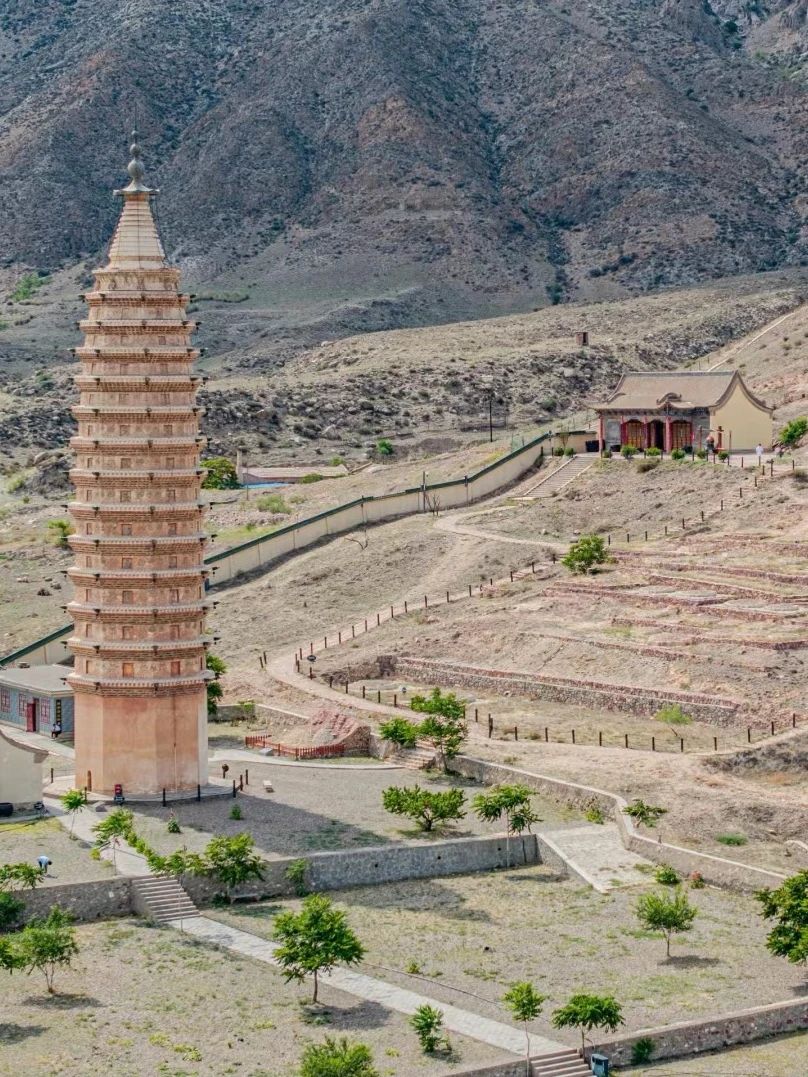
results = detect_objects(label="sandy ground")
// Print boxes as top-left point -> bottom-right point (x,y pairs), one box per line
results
0,919 -> 509,1076
0,816 -> 110,885
211,869 -> 808,1044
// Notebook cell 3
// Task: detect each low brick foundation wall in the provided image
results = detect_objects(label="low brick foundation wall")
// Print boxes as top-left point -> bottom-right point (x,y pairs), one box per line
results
17,878 -> 133,925
393,655 -> 740,725
594,997 -> 808,1067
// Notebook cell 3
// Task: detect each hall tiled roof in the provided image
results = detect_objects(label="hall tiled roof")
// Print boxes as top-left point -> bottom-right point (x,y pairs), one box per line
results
593,371 -> 771,412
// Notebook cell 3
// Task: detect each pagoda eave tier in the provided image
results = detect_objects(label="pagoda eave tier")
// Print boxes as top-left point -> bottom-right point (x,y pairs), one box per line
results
69,535 -> 208,552
78,319 -> 198,333
68,674 -> 210,698
74,347 -> 199,360
70,437 -> 207,450
72,406 -> 203,419
74,376 -> 201,390
70,470 -> 203,486
69,637 -> 213,656
69,505 -> 204,522
68,603 -> 211,623
67,567 -> 208,584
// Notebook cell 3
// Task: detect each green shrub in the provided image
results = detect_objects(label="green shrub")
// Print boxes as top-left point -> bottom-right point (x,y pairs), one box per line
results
631,1037 -> 656,1065
379,717 -> 420,749
654,864 -> 680,885
636,459 -> 659,473
584,803 -> 605,825
376,439 -> 394,457
562,534 -> 609,575
409,1004 -> 447,1054
167,817 -> 182,834
552,447 -> 565,457
285,858 -> 310,897
299,473 -> 325,484
229,804 -> 243,821
718,449 -> 730,461
329,456 -> 345,467
382,785 -> 466,832
646,446 -> 661,457
716,833 -> 747,846
202,457 -> 239,490
602,449 -> 613,459
47,519 -> 73,548
779,417 -> 808,447
695,448 -> 708,460
10,272 -> 49,303
671,448 -> 686,461
620,445 -> 638,458
0,892 -> 24,931
689,871 -> 705,889
623,799 -> 668,828
563,446 -> 575,457
299,1036 -> 379,1077
654,704 -> 692,726
256,493 -> 290,514
6,473 -> 26,493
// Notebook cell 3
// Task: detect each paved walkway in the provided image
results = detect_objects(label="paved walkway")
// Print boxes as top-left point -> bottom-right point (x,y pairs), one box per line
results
43,794 -> 150,877
175,915 -> 564,1056
538,823 -> 648,893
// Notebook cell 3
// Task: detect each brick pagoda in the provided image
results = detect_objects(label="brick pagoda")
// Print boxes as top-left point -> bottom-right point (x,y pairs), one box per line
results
67,137 -> 210,795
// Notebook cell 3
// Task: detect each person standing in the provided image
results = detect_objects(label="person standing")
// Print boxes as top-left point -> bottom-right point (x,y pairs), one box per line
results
755,442 -> 764,465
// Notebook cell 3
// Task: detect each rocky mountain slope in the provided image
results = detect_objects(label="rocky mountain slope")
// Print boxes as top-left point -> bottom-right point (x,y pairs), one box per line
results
3,0 -> 808,358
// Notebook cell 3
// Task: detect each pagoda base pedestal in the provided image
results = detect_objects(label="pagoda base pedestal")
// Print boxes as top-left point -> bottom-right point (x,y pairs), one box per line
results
74,690 -> 207,797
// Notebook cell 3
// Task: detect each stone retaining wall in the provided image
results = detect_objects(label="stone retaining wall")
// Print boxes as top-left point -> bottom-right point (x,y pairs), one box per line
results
610,615 -> 808,650
594,997 -> 808,1067
393,656 -> 740,725
449,756 -> 787,893
17,878 -> 133,925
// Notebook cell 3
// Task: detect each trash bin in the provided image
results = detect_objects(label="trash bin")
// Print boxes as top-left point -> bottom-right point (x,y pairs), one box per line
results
590,1055 -> 609,1077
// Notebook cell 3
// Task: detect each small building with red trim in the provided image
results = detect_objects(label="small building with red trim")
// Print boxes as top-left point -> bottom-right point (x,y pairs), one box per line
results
591,371 -> 773,453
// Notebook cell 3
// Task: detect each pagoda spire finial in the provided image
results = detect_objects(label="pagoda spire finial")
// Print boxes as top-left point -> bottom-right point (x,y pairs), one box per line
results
114,130 -> 158,197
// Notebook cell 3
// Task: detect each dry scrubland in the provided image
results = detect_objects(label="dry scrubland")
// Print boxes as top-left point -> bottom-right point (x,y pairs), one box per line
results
212,870 -> 808,1042
0,920 -> 507,1077
0,817 -> 110,885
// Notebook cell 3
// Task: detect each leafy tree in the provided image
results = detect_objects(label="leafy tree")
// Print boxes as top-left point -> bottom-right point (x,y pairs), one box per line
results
0,863 -> 43,892
60,788 -> 87,836
472,785 -> 540,866
15,906 -> 78,993
410,688 -> 467,768
756,870 -> 808,965
409,1004 -> 447,1053
273,894 -> 365,1002
381,785 -> 466,832
551,993 -> 624,1056
92,807 -> 135,845
202,833 -> 264,903
780,417 -> 808,448
622,799 -> 668,829
503,981 -> 546,1076
47,519 -> 72,548
206,653 -> 227,715
299,1036 -> 379,1077
201,456 -> 239,489
561,534 -> 609,575
635,889 -> 697,957
378,717 -> 420,749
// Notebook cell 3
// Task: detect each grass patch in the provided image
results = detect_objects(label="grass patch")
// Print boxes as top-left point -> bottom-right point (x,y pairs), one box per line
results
716,833 -> 747,847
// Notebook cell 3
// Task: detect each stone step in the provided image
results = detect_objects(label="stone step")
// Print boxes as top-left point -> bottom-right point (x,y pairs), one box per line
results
132,875 -> 198,923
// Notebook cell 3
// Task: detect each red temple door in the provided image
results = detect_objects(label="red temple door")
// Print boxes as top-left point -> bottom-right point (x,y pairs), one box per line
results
25,701 -> 37,732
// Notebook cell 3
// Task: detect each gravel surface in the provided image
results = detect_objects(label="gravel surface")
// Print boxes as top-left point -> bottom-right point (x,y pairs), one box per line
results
0,919 -> 509,1076
129,764 -> 580,859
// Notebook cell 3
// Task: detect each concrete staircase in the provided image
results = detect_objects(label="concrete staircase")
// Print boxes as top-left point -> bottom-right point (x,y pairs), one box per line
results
387,744 -> 438,769
132,875 -> 199,924
531,1047 -> 590,1076
517,455 -> 594,500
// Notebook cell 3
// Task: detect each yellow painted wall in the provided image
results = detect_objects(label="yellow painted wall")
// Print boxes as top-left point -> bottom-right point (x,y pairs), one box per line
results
712,383 -> 773,451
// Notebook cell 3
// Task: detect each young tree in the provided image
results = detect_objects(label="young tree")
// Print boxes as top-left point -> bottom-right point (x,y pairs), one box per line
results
60,788 -> 87,837
15,906 -> 79,994
561,535 -> 609,576
0,936 -> 19,972
622,799 -> 668,829
378,717 -> 420,749
92,806 -> 135,845
410,688 -> 467,769
299,1036 -> 379,1077
472,785 -> 540,866
551,993 -> 624,1056
203,833 -> 264,903
503,981 -> 546,1076
273,894 -> 365,1003
201,456 -> 239,489
636,888 -> 697,957
409,1004 -> 446,1054
381,785 -> 466,832
756,870 -> 808,965
206,653 -> 227,716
